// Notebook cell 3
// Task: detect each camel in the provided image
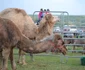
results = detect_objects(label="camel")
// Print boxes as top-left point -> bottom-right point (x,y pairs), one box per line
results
0,8 -> 60,65
0,17 -> 66,70
0,8 -> 59,40
17,33 -> 67,63
0,17 -> 35,70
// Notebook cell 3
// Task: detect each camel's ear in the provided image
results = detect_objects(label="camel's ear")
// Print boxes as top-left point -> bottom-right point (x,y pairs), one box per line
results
45,14 -> 52,21
45,15 -> 49,20
53,33 -> 62,44
54,33 -> 62,40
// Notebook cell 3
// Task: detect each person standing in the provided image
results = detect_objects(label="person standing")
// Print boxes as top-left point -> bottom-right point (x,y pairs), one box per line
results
46,9 -> 50,14
37,8 -> 43,25
42,9 -> 47,17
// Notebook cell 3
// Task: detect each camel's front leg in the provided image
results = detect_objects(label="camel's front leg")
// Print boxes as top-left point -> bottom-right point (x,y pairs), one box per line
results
2,48 -> 10,70
22,55 -> 27,65
9,48 -> 16,70
21,50 -> 27,65
29,53 -> 34,61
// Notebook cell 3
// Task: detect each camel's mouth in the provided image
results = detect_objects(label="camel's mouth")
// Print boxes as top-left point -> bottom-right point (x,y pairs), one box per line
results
53,16 -> 60,22
58,45 -> 67,55
55,40 -> 67,55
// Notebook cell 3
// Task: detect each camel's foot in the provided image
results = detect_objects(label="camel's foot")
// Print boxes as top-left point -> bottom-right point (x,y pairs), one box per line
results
22,62 -> 27,66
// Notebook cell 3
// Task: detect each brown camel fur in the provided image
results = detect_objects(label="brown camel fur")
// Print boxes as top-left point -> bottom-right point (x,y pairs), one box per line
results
0,8 -> 60,65
17,33 -> 67,63
0,17 -> 34,70
0,17 -> 66,70
0,8 -> 59,40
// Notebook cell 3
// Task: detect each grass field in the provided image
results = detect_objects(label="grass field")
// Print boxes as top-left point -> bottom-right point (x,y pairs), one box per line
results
7,49 -> 85,70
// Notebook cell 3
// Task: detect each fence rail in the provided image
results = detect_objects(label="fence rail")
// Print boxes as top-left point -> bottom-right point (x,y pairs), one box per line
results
63,38 -> 85,40
65,44 -> 85,46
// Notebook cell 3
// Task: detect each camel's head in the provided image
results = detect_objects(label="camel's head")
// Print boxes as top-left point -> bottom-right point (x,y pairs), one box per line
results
40,33 -> 67,55
44,13 -> 60,24
52,33 -> 67,55
37,14 -> 60,40
39,14 -> 60,27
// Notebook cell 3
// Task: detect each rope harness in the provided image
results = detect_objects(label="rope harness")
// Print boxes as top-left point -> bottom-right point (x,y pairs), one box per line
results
48,40 -> 65,53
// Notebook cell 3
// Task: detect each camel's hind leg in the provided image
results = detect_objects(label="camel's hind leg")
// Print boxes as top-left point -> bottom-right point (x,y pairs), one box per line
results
9,48 -> 16,70
2,48 -> 10,70
17,49 -> 27,65
17,49 -> 22,64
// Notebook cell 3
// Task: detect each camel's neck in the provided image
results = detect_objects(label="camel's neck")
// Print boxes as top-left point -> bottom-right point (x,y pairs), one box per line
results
36,24 -> 54,40
27,40 -> 55,53
20,35 -> 55,54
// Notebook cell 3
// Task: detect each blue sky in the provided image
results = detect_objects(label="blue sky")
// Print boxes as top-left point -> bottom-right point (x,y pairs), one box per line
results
0,0 -> 85,15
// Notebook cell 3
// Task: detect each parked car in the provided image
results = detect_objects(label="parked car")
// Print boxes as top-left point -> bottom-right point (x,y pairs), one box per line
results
69,26 -> 77,32
63,25 -> 77,37
76,28 -> 85,37
63,25 -> 77,32
53,26 -> 61,33
63,33 -> 74,37
63,25 -> 70,32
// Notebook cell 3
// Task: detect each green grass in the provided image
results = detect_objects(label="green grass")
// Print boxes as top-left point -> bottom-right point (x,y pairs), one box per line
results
7,49 -> 85,70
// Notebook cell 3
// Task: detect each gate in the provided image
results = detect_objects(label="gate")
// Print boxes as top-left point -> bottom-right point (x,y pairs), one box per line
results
32,11 -> 85,63
32,11 -> 69,27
